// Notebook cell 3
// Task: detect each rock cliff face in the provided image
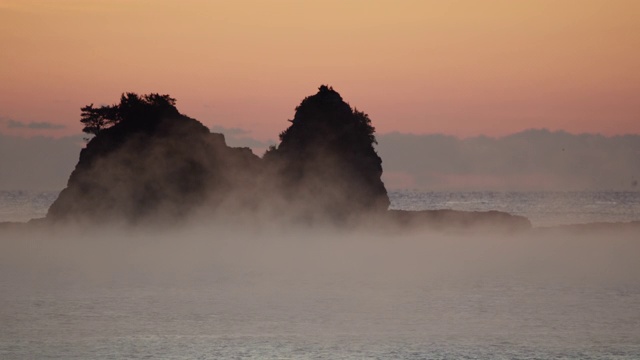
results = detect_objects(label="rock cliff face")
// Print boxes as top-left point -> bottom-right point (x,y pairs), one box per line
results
264,85 -> 389,222
47,98 -> 261,224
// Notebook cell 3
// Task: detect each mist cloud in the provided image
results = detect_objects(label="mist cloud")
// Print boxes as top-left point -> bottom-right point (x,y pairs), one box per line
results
3,117 -> 66,130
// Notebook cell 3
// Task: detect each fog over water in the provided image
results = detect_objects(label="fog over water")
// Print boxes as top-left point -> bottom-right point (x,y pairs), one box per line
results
1,220 -> 639,359
2,2 -> 639,356
4,190 -> 640,226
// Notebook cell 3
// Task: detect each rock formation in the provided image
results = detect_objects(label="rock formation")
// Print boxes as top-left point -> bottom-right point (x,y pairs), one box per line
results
45,87 -> 531,231
47,94 -> 261,224
48,87 -> 390,225
264,85 -> 389,222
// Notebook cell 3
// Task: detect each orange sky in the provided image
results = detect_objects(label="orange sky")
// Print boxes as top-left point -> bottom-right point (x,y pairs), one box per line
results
1,0 -> 638,141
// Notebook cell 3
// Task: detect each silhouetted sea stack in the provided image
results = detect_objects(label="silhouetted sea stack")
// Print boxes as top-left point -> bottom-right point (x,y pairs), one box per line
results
264,85 -> 390,222
44,87 -> 531,231
47,93 -> 261,224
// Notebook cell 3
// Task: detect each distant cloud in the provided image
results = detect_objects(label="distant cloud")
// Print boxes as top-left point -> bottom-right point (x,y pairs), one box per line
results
377,129 -> 640,191
2,117 -> 66,130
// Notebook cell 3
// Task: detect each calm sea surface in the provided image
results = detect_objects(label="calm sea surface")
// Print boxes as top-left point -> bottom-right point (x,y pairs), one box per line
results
1,190 -> 639,359
2,190 -> 640,226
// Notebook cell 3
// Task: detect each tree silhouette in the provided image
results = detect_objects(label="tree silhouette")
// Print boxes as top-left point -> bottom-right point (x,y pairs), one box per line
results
80,93 -> 177,136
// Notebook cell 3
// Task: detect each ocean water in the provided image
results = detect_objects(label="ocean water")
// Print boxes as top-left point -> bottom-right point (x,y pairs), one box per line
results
1,191 -> 640,359
2,190 -> 640,226
388,190 -> 640,227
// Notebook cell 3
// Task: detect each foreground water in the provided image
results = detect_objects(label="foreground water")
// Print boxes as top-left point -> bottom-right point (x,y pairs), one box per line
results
1,192 -> 640,359
3,279 -> 639,359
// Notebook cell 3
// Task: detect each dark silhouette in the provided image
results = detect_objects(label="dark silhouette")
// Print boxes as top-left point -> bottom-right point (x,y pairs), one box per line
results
48,93 -> 261,224
49,87 -> 390,225
80,93 -> 178,136
264,85 -> 389,222
45,87 -> 531,231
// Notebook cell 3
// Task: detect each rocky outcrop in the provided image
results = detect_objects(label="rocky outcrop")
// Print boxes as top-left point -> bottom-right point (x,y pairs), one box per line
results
47,96 -> 261,224
48,88 -> 393,225
535,220 -> 640,234
46,88 -> 533,231
264,85 -> 389,222
385,209 -> 532,232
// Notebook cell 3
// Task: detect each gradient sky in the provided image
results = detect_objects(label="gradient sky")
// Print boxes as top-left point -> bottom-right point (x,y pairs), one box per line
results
1,0 -> 638,141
